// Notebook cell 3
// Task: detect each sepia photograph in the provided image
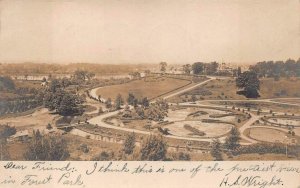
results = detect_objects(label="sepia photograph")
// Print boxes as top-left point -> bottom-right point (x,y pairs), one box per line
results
0,0 -> 299,164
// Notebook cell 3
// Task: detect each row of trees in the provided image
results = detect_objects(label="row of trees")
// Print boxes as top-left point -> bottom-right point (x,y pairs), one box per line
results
250,58 -> 300,78
159,61 -> 219,75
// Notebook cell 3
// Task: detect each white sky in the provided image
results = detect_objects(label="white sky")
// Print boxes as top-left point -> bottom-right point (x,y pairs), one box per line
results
0,0 -> 299,64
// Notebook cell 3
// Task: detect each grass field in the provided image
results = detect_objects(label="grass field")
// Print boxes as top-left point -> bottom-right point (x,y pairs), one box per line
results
171,77 -> 300,102
96,76 -> 191,100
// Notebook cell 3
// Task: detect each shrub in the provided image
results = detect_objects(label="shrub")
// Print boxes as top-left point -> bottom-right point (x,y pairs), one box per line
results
24,130 -> 69,161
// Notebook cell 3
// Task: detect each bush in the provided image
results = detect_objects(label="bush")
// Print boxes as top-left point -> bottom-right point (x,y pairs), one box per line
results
172,152 -> 191,161
46,123 -> 52,130
78,144 -> 89,153
93,151 -> 114,161
232,143 -> 299,156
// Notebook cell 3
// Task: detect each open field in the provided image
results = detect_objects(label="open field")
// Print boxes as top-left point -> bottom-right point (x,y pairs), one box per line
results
96,76 -> 191,100
0,108 -> 59,130
248,127 -> 287,143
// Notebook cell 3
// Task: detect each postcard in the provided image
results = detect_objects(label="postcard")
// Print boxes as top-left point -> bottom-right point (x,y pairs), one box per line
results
0,0 -> 299,187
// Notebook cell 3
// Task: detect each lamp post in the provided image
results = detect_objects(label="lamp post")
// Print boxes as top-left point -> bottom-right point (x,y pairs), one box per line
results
284,136 -> 289,157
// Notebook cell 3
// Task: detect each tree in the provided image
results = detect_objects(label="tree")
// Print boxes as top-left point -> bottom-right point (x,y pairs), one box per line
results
192,62 -> 204,75
206,62 -> 219,75
141,97 -> 149,108
210,139 -> 222,161
159,62 -> 167,73
236,71 -> 260,98
127,93 -> 136,105
224,127 -> 241,150
182,64 -> 192,74
57,93 -> 82,116
46,123 -> 52,130
115,94 -> 124,109
123,132 -> 136,155
105,98 -> 112,109
140,135 -> 167,161
24,131 -> 69,160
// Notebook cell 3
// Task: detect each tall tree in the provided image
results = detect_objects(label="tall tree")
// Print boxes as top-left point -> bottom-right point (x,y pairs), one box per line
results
105,98 -> 112,109
127,93 -> 136,106
210,139 -> 223,161
115,94 -> 124,109
123,132 -> 136,155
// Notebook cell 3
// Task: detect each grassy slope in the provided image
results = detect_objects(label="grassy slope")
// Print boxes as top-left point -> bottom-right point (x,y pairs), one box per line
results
96,77 -> 191,100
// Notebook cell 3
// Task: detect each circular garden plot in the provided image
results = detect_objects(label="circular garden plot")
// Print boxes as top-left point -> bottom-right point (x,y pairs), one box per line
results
163,107 -> 238,138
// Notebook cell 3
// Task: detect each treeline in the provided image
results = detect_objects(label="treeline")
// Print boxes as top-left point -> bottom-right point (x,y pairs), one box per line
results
250,58 -> 300,78
181,62 -> 219,75
0,63 -> 153,75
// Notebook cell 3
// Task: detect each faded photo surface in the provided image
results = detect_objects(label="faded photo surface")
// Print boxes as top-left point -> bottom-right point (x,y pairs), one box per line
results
0,0 -> 300,163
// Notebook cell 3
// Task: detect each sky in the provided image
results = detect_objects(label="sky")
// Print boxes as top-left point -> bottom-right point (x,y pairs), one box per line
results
0,0 -> 299,64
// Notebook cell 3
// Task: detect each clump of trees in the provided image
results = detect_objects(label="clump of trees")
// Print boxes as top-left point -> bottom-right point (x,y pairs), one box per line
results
140,135 -> 167,161
73,70 -> 95,84
24,130 -> 69,161
0,76 -> 15,91
236,71 -> 260,98
44,90 -> 83,116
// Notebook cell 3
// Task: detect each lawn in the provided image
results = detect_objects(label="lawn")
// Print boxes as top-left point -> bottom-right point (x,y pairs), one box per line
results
248,127 -> 287,143
96,76 -> 191,100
